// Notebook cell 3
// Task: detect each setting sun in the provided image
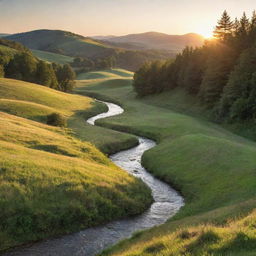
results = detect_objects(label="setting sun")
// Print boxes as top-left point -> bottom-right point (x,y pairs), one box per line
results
197,26 -> 214,39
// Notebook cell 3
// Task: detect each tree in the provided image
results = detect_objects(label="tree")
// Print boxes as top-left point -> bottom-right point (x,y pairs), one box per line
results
5,53 -> 37,82
218,47 -> 256,121
0,65 -> 4,78
56,64 -> 76,92
35,61 -> 58,89
214,10 -> 233,41
199,43 -> 236,108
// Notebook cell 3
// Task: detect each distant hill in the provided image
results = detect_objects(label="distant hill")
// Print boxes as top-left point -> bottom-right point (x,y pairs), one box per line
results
6,29 -> 175,71
102,32 -> 205,51
6,30 -> 115,59
92,35 -> 116,40
0,34 -> 10,38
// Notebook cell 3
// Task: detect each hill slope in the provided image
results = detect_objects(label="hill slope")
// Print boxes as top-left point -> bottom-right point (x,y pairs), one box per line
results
74,72 -> 256,256
6,30 -> 115,59
6,30 -> 175,71
102,32 -> 205,51
0,77 -> 151,252
31,49 -> 74,64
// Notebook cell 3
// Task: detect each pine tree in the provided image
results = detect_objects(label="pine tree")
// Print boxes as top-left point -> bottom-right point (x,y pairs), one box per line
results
232,18 -> 240,36
238,12 -> 250,35
250,10 -> 256,29
214,10 -> 233,41
218,47 -> 256,120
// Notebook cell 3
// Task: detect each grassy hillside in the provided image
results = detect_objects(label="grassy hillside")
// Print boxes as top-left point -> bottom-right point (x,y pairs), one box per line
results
6,30 -> 115,59
74,72 -> 256,256
0,78 -> 152,252
31,49 -> 74,64
77,69 -> 133,80
6,30 -> 173,71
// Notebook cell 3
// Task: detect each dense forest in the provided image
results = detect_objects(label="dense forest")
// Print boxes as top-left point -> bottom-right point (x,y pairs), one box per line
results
0,39 -> 75,92
134,10 -> 256,123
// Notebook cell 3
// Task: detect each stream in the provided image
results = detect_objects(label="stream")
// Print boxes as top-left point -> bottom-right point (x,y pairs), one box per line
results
5,101 -> 184,256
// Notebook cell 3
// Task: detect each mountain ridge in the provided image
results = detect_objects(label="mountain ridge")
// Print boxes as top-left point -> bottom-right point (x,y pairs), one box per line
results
99,31 -> 205,51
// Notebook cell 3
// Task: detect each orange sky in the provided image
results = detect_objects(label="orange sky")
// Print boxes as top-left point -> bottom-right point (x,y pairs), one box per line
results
0,0 -> 255,38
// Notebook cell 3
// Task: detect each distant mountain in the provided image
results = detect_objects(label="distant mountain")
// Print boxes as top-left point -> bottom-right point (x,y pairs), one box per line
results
103,32 -> 205,51
92,35 -> 116,40
0,33 -> 10,38
6,30 -> 115,59
6,29 -> 174,71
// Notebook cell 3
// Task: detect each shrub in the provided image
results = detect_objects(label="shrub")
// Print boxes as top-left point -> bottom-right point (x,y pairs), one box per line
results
47,113 -> 67,127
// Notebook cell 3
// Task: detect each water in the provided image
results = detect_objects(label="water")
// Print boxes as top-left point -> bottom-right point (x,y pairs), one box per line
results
5,101 -> 184,256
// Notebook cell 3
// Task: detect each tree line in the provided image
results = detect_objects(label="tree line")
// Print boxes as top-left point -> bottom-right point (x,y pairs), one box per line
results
0,39 -> 75,92
133,10 -> 256,123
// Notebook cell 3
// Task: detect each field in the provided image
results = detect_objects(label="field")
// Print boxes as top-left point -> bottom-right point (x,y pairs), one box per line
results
74,71 -> 256,256
0,78 -> 151,252
77,69 -> 133,80
31,49 -> 74,64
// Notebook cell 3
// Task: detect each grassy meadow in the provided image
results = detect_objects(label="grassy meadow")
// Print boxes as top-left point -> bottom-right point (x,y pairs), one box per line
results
74,71 -> 256,256
0,77 -> 152,252
31,49 -> 74,64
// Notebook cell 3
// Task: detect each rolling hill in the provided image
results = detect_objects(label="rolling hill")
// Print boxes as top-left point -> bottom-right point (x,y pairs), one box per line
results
6,30 -> 114,59
5,30 -> 175,71
100,32 -> 205,51
75,71 -> 256,256
0,77 -> 151,251
31,49 -> 74,64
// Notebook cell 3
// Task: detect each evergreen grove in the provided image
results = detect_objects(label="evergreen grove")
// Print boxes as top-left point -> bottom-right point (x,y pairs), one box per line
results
133,10 -> 256,123
0,39 -> 76,92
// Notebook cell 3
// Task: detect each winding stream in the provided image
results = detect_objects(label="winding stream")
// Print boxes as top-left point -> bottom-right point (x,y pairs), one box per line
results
5,101 -> 184,256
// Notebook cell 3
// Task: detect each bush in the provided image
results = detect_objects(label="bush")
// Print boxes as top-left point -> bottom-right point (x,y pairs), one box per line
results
47,113 -> 67,127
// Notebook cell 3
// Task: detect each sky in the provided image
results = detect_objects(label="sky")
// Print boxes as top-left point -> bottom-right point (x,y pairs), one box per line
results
0,0 -> 255,38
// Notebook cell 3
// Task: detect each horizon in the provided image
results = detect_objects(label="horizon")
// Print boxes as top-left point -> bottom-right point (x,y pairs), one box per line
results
1,29 -> 205,38
0,0 -> 255,38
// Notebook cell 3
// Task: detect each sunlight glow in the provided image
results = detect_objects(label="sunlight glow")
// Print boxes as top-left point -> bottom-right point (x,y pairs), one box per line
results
197,25 -> 214,39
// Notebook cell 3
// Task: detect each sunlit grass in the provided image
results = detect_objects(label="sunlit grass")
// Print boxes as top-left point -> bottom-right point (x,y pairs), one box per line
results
31,49 -> 74,64
0,77 -> 152,251
76,71 -> 256,256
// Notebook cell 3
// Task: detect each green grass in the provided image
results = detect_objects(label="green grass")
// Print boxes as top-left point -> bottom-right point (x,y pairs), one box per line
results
0,77 -> 152,252
31,49 -> 74,64
74,71 -> 256,256
77,69 -> 133,80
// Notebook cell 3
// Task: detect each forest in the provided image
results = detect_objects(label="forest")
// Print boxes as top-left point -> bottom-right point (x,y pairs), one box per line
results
0,39 -> 75,92
133,11 -> 256,124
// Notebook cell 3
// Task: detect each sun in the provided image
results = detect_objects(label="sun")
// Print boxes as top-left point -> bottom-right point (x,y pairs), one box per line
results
197,26 -> 214,39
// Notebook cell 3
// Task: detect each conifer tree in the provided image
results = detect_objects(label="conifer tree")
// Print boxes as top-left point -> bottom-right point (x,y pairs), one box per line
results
214,10 -> 233,41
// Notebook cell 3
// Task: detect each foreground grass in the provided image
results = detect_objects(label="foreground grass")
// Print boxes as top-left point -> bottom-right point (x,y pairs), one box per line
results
0,78 -> 152,252
74,72 -> 256,255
